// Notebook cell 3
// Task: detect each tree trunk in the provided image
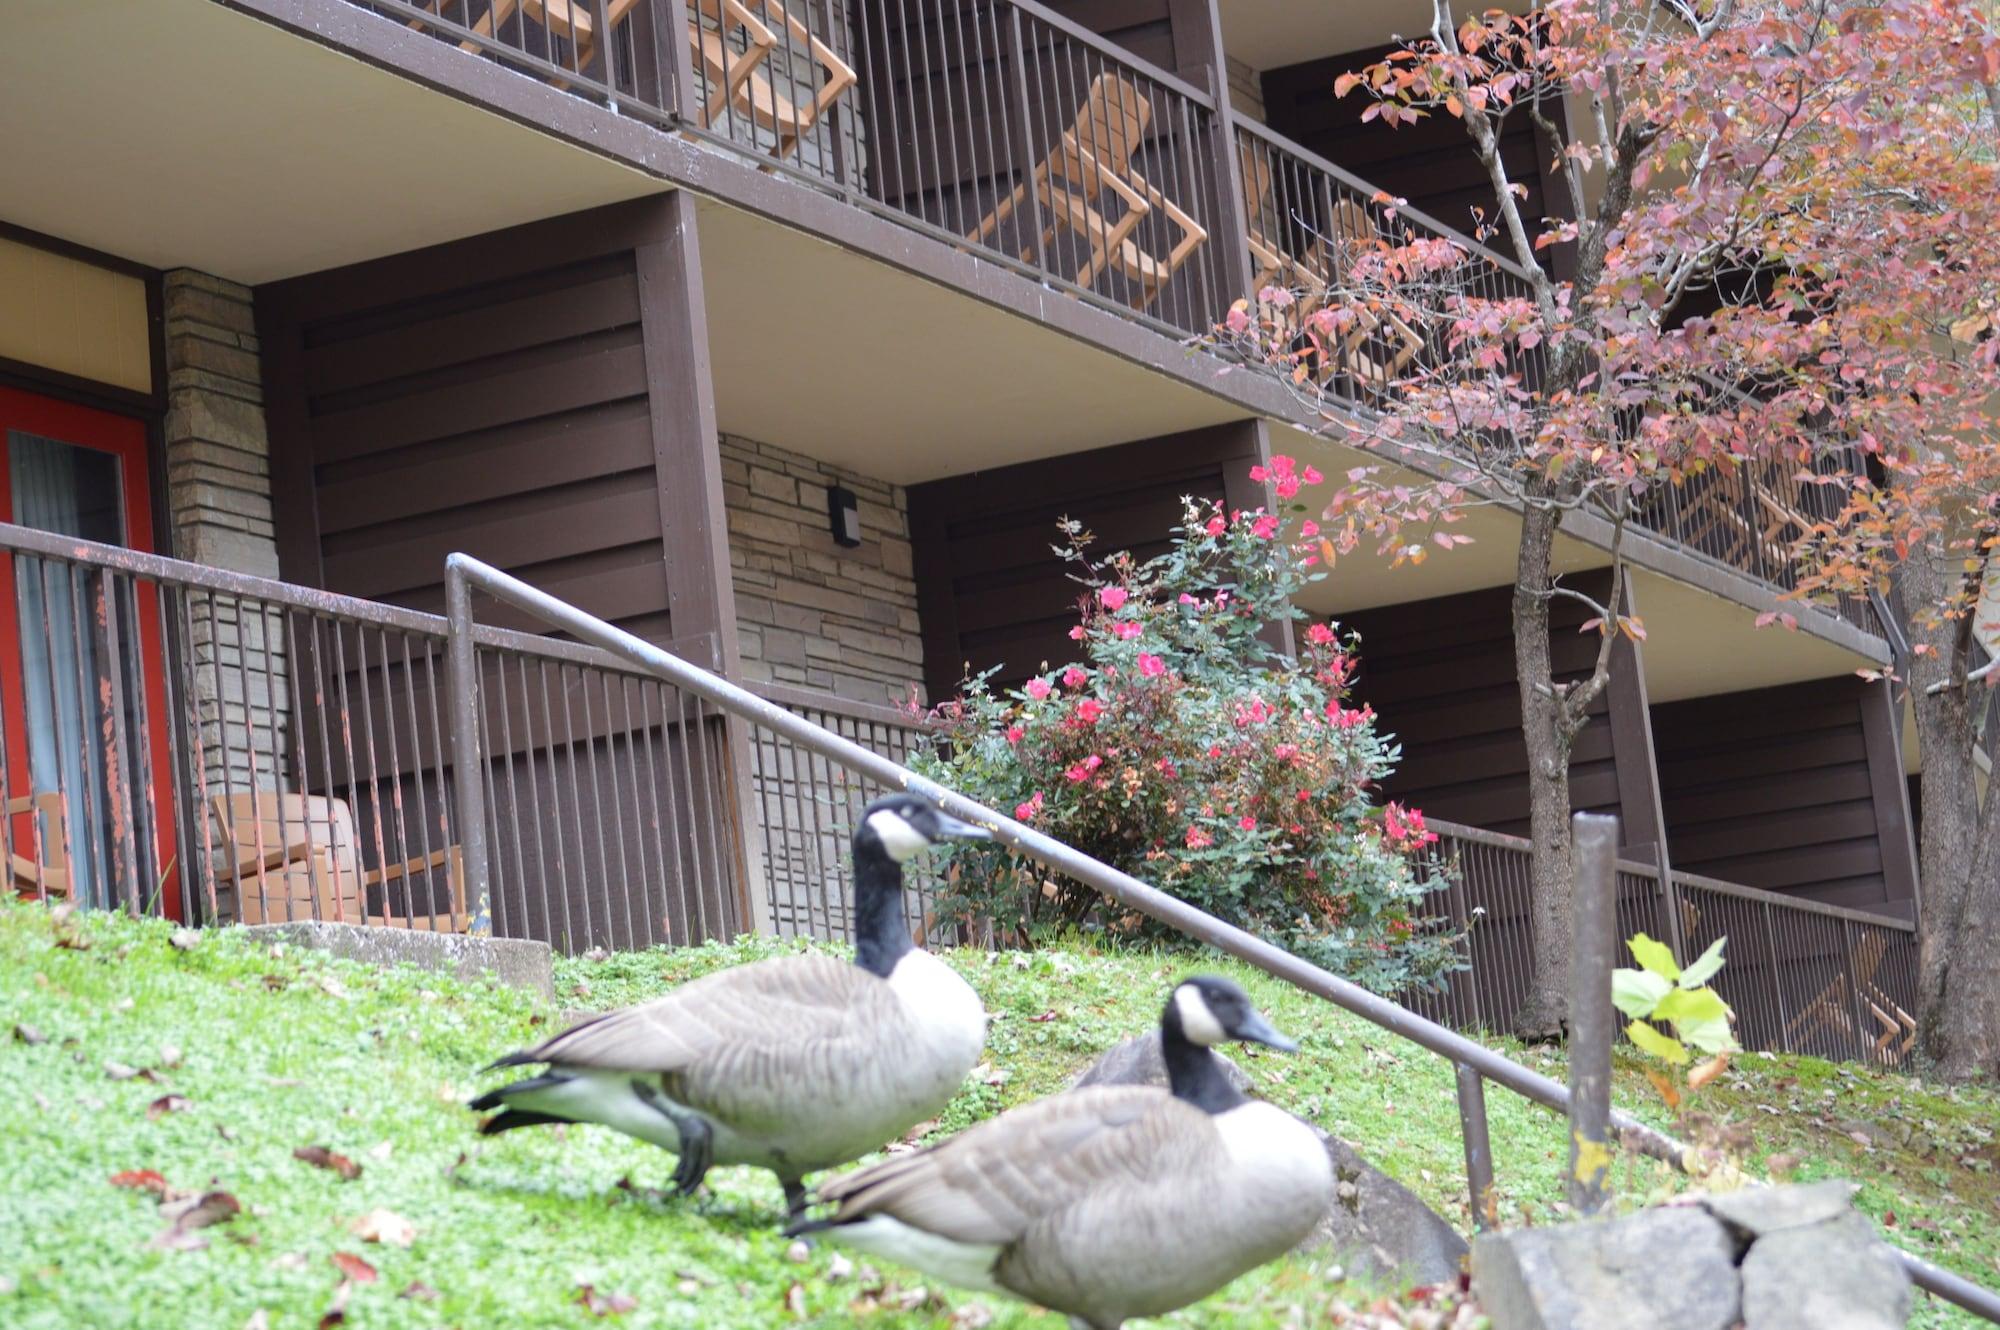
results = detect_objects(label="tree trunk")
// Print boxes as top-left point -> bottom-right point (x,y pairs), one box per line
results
1903,551 -> 2000,1080
1512,500 -> 1575,1038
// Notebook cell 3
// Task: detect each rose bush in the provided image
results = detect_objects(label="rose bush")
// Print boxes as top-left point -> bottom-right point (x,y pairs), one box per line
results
911,459 -> 1462,995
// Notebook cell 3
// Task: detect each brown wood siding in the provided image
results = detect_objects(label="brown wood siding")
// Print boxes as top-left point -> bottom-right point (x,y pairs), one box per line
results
1341,580 -> 1635,842
908,423 -> 1265,700
1259,46 -> 1561,252
1652,677 -> 1909,915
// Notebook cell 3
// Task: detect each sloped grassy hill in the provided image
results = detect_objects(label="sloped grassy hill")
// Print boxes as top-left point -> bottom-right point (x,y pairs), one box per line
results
1,901 -> 1994,1328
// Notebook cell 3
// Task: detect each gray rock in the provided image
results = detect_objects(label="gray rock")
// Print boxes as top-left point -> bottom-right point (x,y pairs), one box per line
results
240,922 -> 554,1000
1472,1206 -> 1741,1330
1739,1210 -> 1910,1330
1070,1035 -> 1467,1289
1307,1132 -> 1470,1288
1703,1180 -> 1859,1242
1070,1031 -> 1254,1095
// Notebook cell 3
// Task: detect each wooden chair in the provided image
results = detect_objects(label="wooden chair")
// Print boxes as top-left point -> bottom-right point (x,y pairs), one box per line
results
407,0 -> 633,70
6,790 -> 71,899
210,792 -> 467,932
970,72 -> 1207,310
685,0 -> 857,161
1780,928 -> 1914,1062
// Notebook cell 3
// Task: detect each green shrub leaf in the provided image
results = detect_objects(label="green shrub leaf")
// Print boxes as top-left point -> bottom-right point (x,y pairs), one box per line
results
1611,967 -> 1672,1019
1625,932 -> 1680,981
1677,936 -> 1728,989
1624,1019 -> 1689,1064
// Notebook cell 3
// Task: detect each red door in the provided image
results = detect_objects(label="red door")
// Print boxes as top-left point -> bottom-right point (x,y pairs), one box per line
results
0,386 -> 179,919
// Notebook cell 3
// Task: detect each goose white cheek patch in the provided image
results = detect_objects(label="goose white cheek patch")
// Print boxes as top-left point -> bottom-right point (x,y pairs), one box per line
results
1174,985 -> 1228,1047
866,810 -> 932,862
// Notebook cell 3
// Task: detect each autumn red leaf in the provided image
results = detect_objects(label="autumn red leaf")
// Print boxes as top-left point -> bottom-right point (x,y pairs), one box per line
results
330,1252 -> 378,1284
294,1146 -> 362,1181
147,1094 -> 191,1121
576,1284 -> 639,1316
110,1169 -> 171,1196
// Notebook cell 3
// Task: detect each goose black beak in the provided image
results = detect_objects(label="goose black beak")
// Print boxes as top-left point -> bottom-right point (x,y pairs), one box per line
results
933,811 -> 993,842
1234,1011 -> 1298,1052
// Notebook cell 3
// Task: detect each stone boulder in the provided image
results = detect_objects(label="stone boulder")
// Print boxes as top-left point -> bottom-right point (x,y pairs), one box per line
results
1470,1184 -> 1909,1330
1472,1205 -> 1741,1330
1070,1031 -> 1255,1095
1071,1034 -> 1469,1288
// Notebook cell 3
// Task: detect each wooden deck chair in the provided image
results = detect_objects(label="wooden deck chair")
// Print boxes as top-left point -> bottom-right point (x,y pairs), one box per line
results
211,792 -> 467,932
408,0 -> 631,70
6,790 -> 71,899
1782,927 -> 1886,1052
970,73 -> 1207,309
1238,140 -> 1329,310
1284,197 -> 1424,390
685,0 -> 857,160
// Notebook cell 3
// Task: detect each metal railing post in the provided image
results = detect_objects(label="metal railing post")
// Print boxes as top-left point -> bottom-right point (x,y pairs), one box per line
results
1567,811 -> 1619,1215
1454,1062 -> 1495,1231
443,560 -> 492,936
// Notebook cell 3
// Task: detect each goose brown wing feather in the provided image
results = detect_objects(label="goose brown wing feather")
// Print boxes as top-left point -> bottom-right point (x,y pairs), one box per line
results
818,1086 -> 1221,1246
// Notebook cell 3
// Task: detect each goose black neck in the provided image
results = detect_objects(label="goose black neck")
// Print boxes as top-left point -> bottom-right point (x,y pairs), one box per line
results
1161,1004 -> 1249,1114
852,839 -> 913,978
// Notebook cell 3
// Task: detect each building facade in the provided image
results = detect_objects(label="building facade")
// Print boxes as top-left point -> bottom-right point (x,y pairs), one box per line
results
0,0 -> 1925,1050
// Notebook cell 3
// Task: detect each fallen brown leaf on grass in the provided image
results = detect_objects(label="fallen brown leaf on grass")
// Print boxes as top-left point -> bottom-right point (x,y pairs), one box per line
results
351,1208 -> 416,1247
147,1094 -> 191,1121
785,1281 -> 808,1318
330,1252 -> 378,1284
105,1061 -> 157,1082
398,1281 -> 440,1302
294,1146 -> 362,1181
576,1283 -> 638,1316
12,1023 -> 47,1045
170,929 -> 201,951
317,1280 -> 354,1329
148,1190 -> 241,1251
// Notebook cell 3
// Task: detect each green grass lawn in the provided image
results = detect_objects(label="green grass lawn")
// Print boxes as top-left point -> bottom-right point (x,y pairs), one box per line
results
2,899 -> 1995,1328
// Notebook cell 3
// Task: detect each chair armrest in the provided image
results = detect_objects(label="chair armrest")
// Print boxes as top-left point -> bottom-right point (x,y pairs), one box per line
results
363,847 -> 457,886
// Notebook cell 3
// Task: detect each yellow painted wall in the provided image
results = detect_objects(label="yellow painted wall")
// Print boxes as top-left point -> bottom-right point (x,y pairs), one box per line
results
0,236 -> 151,394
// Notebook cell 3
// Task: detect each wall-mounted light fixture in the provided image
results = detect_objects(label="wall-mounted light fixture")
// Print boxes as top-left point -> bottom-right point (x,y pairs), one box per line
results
827,484 -> 862,547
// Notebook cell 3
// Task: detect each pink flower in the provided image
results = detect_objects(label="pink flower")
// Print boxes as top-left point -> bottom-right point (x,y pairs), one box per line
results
1383,801 -> 1437,848
1098,587 -> 1129,612
1063,666 -> 1089,688
1238,816 -> 1258,831
1274,743 -> 1299,762
1069,625 -> 1087,641
1155,758 -> 1177,777
1234,697 -> 1272,728
1025,678 -> 1052,700
1075,698 -> 1104,724
1138,653 -> 1166,678
1250,514 -> 1280,540
1005,726 -> 1024,745
1184,824 -> 1213,849
1205,516 -> 1227,537
1302,465 -> 1324,485
1307,623 -> 1337,646
1274,473 -> 1302,500
1113,622 -> 1143,640
1248,464 -> 1269,483
1325,701 -> 1374,729
1179,593 -> 1197,605
1300,519 -> 1321,538
1015,791 -> 1044,821
1064,754 -> 1104,783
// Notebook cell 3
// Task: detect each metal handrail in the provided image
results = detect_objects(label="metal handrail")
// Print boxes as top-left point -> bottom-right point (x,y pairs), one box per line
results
437,551 -> 1999,1323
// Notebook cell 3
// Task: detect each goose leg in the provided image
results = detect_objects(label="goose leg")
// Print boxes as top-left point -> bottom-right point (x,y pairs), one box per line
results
781,1178 -> 810,1225
631,1081 -> 713,1198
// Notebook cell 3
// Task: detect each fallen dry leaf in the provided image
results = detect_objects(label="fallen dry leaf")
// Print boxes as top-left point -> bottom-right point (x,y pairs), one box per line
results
351,1208 -> 416,1247
1027,1010 -> 1060,1023
366,1141 -> 393,1162
270,1252 -> 310,1272
104,1061 -> 157,1082
243,1311 -> 270,1330
398,1281 -> 440,1303
330,1252 -> 378,1284
318,1280 -> 354,1329
784,1282 -> 808,1319
294,1146 -> 362,1181
149,1190 -> 240,1251
576,1283 -> 638,1317
147,1094 -> 191,1121
169,929 -> 201,951
1687,1052 -> 1731,1091
160,1044 -> 183,1069
110,1169 -> 172,1197
12,1023 -> 48,1045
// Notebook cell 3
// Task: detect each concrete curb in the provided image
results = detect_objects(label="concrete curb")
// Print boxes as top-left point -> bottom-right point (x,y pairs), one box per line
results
239,922 -> 554,1001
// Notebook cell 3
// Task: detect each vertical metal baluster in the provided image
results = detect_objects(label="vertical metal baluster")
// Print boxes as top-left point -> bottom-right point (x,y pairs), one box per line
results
475,644 -> 507,938
330,616 -> 369,925
614,674 -> 657,947
635,678 -> 674,946
674,684 -> 714,940
491,649 -> 526,938
592,671 -> 636,950
399,633 -> 440,930
522,656 -> 561,946
121,576 -> 166,915
87,569 -> 140,914
963,1 -> 1002,247
57,563 -> 106,906
178,587 -> 219,923
1455,1063 -> 1495,1230
349,624 -> 393,926
372,627 -> 412,928
418,636 -> 458,927
652,679 -> 690,945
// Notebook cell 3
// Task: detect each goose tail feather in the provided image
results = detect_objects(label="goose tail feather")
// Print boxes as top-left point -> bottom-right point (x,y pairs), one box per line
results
467,1072 -> 572,1114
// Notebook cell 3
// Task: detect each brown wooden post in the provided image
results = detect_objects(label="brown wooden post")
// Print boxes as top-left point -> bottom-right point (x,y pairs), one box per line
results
1567,810 -> 1619,1214
1859,675 -> 1921,917
634,189 -> 773,938
1165,0 -> 1255,306
1604,576 -> 1679,957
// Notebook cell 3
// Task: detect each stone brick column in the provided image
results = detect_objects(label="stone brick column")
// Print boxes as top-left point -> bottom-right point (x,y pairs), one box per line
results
160,270 -> 289,806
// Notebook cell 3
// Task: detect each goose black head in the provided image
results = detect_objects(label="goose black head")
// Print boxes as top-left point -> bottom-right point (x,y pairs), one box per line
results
856,793 -> 992,864
1165,976 -> 1298,1053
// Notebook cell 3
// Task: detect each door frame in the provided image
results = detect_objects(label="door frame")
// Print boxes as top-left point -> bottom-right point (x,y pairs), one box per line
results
0,385 -> 181,918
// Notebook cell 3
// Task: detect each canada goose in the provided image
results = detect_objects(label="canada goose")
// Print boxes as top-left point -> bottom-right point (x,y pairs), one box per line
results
468,792 -> 991,1219
792,976 -> 1334,1329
